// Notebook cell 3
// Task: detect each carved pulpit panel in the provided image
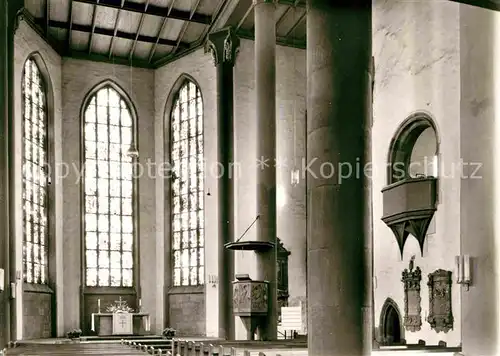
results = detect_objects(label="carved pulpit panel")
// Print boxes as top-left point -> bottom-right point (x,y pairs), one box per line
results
427,269 -> 453,333
401,256 -> 422,331
233,280 -> 268,316
277,238 -> 290,309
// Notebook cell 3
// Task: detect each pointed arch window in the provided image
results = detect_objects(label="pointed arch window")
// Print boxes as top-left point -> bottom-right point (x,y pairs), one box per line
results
22,58 -> 49,284
82,85 -> 136,287
170,80 -> 204,286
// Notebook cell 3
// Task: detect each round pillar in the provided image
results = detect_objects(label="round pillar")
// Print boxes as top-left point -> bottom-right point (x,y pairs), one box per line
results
306,1 -> 372,355
206,27 -> 240,340
254,0 -> 277,341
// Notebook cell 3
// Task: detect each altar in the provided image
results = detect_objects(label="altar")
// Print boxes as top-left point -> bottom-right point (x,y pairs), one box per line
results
90,296 -> 151,336
91,312 -> 151,336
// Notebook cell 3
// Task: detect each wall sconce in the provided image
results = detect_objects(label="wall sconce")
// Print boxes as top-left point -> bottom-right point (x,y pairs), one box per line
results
455,255 -> 471,291
126,141 -> 139,158
208,274 -> 218,288
290,169 -> 300,186
0,268 -> 4,291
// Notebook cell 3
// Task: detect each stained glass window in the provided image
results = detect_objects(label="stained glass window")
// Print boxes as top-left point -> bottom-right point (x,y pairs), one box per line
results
171,80 -> 204,286
22,58 -> 49,284
83,86 -> 135,287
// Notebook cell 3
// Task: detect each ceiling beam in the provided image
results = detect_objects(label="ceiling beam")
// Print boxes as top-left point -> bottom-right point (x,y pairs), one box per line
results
88,0 -> 99,53
169,0 -> 202,55
67,49 -> 154,68
284,10 -> 306,38
278,0 -> 306,7
210,0 -> 237,31
108,0 -> 125,58
275,6 -> 291,30
148,0 -> 177,63
45,0 -> 50,34
22,8 -> 66,55
235,3 -> 254,31
236,29 -> 305,49
129,0 -> 150,60
154,0 -> 227,67
196,0 -> 227,45
67,0 -> 73,50
73,0 -> 212,25
47,19 -> 190,48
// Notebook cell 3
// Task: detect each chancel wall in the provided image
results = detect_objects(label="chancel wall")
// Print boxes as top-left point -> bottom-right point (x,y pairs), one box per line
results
13,19 -> 63,339
372,0 -> 461,347
154,49 -> 216,337
61,58 -> 155,334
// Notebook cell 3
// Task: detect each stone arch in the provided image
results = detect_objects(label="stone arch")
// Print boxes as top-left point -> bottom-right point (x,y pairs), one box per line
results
386,112 -> 440,185
163,73 -> 204,152
80,79 -> 139,143
163,74 -> 204,287
22,52 -> 55,151
379,298 -> 405,345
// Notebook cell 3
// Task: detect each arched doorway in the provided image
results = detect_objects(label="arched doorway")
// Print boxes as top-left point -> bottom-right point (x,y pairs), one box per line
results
379,298 -> 404,345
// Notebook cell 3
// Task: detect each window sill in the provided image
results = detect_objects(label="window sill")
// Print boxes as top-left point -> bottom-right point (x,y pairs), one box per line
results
168,285 -> 204,295
23,283 -> 54,294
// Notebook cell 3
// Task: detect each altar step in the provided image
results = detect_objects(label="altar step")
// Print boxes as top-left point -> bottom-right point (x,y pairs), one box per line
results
80,335 -> 162,342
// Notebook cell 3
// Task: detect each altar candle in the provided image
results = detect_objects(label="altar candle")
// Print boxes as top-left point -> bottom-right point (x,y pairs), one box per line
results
139,298 -> 142,307
98,299 -> 101,310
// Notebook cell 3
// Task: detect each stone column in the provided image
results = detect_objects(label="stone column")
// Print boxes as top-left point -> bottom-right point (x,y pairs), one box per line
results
254,0 -> 277,341
206,27 -> 240,340
0,0 -> 9,346
306,1 -> 372,356
1,0 -> 22,347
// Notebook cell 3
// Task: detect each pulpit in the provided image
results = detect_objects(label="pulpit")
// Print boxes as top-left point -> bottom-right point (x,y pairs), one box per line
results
232,274 -> 269,340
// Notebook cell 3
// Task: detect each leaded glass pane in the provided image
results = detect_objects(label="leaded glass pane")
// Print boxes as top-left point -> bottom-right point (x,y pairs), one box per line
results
110,269 -> 121,286
173,268 -> 181,286
122,234 -> 133,251
170,81 -> 204,286
87,268 -> 97,286
98,269 -> 109,286
86,232 -> 97,250
86,250 -> 97,268
22,58 -> 49,284
123,269 -> 133,287
110,233 -> 121,250
83,86 -> 136,287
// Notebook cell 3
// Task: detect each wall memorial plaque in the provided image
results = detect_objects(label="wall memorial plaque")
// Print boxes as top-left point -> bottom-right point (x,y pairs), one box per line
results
401,256 -> 422,332
427,269 -> 453,333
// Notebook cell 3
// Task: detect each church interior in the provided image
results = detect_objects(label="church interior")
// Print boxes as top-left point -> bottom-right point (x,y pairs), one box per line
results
0,0 -> 499,355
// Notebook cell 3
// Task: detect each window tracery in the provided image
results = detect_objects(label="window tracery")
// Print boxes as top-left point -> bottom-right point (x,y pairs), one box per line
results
170,80 -> 204,286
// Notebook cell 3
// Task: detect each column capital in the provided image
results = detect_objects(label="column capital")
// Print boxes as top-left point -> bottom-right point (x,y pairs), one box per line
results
205,26 -> 240,67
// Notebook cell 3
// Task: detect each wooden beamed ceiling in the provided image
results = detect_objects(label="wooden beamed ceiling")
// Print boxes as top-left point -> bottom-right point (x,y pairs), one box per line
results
23,0 -> 307,69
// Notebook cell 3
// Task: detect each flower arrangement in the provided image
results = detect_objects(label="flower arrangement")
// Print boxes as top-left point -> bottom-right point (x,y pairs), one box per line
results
106,297 -> 134,313
67,328 -> 82,339
162,327 -> 176,339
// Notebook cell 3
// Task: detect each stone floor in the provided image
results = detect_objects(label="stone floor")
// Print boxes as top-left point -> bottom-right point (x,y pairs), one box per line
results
2,338 -> 461,356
